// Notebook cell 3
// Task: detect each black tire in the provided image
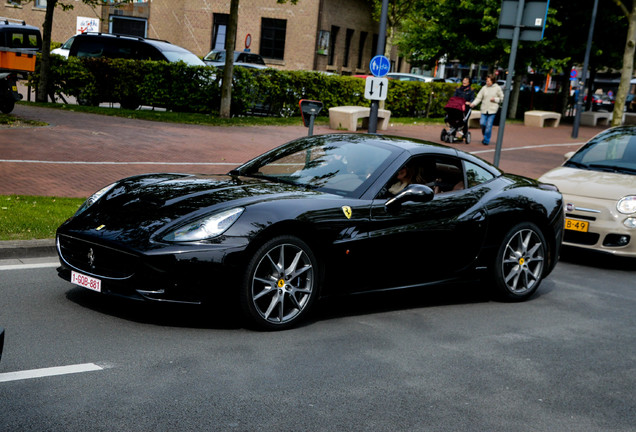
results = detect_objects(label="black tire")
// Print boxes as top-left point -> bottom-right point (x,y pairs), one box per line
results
0,97 -> 15,114
440,129 -> 448,142
491,222 -> 547,301
240,235 -> 319,330
465,131 -> 471,144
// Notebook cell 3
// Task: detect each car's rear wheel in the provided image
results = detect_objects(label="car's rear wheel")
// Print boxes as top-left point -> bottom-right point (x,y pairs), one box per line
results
492,222 -> 546,301
240,235 -> 319,330
0,99 -> 15,114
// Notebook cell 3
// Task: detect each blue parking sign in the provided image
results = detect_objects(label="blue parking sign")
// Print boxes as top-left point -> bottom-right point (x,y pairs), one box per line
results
369,55 -> 390,77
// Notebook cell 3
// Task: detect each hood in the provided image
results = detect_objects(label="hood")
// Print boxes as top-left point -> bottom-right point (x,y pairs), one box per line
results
539,167 -> 636,200
67,173 -> 327,244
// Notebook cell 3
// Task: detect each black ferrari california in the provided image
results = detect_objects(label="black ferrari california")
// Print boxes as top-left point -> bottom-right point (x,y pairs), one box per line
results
56,134 -> 564,329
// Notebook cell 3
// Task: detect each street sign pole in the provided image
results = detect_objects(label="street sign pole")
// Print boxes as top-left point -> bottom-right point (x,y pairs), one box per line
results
493,0 -> 525,167
572,0 -> 599,138
368,0 -> 389,134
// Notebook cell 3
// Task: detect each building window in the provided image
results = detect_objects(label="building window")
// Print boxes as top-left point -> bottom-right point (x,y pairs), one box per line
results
343,28 -> 354,68
35,0 -> 47,8
328,25 -> 339,66
260,18 -> 286,60
212,13 -> 228,51
357,31 -> 367,69
109,16 -> 147,38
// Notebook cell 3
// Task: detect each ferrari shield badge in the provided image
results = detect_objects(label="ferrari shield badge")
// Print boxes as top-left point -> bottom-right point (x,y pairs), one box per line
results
342,206 -> 352,219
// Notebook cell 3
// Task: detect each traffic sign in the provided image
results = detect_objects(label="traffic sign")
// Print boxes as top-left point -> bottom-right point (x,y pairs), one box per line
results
364,77 -> 388,101
369,55 -> 390,77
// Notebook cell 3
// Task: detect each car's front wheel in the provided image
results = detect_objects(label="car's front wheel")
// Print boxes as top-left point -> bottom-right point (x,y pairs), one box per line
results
492,222 -> 546,301
240,236 -> 319,330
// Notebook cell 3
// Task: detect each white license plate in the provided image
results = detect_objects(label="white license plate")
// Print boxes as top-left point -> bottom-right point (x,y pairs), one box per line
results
71,271 -> 102,293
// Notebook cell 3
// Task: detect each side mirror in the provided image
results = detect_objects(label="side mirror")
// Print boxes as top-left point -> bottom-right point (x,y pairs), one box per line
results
564,151 -> 575,162
385,184 -> 434,210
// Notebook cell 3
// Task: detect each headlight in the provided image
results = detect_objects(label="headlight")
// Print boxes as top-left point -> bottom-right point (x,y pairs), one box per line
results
624,218 -> 636,229
617,196 -> 636,214
163,207 -> 244,242
75,182 -> 117,216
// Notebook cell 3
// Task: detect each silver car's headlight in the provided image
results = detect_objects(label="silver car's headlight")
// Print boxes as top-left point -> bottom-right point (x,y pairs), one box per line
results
617,196 -> 636,214
75,182 -> 117,216
164,207 -> 244,242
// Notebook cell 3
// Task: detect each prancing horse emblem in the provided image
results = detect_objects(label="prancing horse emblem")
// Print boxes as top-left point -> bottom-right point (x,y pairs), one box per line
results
342,206 -> 352,219
87,248 -> 95,267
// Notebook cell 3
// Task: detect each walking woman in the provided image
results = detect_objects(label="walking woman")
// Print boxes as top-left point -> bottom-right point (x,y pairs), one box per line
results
470,75 -> 504,145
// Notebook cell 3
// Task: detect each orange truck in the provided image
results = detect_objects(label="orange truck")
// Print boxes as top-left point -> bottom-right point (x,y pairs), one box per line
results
0,17 -> 42,113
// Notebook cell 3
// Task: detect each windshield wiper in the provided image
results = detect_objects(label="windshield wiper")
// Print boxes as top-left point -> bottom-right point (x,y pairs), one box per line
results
587,164 -> 623,173
588,164 -> 636,175
564,160 -> 588,169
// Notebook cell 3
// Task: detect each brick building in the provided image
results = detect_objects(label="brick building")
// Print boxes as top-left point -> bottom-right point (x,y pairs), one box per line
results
2,0 -> 409,74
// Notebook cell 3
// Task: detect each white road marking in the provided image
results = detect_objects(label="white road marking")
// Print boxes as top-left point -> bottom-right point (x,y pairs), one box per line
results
0,363 -> 105,383
470,142 -> 583,154
0,262 -> 59,271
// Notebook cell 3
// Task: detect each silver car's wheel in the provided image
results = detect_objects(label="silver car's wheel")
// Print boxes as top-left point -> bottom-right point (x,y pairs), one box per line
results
493,223 -> 546,300
241,236 -> 318,330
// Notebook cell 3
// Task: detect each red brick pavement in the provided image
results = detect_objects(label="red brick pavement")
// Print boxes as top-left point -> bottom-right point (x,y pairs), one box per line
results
1,104 -> 606,198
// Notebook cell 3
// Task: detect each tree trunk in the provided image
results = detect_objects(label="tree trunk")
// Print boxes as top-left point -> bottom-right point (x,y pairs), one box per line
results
36,0 -> 57,103
612,2 -> 636,126
509,73 -> 523,120
220,0 -> 239,118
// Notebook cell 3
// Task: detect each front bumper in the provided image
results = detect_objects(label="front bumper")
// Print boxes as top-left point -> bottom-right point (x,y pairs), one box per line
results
562,194 -> 636,257
56,234 -> 247,304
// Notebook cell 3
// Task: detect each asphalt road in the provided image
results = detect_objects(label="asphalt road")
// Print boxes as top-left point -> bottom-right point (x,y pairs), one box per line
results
0,249 -> 634,432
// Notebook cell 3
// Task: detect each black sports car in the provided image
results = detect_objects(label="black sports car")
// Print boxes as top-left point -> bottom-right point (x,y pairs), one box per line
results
56,134 -> 564,329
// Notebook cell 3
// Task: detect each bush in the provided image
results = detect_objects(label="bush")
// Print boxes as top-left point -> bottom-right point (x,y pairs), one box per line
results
32,56 -> 463,118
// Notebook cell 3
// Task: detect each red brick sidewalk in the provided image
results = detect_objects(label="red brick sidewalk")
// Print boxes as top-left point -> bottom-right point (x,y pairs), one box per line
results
0,104 -> 605,198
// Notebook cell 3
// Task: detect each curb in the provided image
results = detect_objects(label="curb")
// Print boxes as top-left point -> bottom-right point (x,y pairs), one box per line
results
0,239 -> 56,260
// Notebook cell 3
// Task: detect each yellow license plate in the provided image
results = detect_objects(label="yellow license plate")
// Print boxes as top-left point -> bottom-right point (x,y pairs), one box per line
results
565,218 -> 589,232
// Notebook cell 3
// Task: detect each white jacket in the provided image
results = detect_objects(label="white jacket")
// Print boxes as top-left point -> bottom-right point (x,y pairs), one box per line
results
472,84 -> 504,115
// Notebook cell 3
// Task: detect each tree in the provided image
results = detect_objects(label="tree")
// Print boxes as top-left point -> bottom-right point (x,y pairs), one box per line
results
611,0 -> 636,126
367,0 -> 417,59
25,0 -> 131,103
219,0 -> 298,118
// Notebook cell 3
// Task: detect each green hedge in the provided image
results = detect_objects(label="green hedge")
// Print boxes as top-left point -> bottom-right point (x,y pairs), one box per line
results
32,55 -> 467,117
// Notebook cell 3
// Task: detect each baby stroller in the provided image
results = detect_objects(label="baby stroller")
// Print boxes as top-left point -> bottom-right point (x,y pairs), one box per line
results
440,96 -> 472,144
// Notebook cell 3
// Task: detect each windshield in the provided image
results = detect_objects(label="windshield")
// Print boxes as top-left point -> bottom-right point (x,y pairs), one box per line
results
237,135 -> 397,196
204,50 -> 225,62
163,51 -> 205,66
565,128 -> 636,175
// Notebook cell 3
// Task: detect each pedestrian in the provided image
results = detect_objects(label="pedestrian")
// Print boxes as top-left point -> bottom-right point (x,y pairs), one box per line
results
470,74 -> 504,145
454,76 -> 475,106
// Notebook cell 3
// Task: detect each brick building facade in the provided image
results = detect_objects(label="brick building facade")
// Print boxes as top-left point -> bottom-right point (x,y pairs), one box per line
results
2,0 -> 409,74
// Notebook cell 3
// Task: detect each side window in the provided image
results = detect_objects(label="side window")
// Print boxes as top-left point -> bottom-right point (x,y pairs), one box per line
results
464,161 -> 495,188
380,155 -> 465,198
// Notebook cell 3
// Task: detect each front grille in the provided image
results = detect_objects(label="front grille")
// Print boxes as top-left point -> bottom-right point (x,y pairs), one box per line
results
57,235 -> 138,279
564,230 -> 600,246
565,213 -> 597,221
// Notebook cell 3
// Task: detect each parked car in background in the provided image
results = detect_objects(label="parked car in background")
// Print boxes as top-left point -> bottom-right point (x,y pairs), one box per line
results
51,35 -> 75,58
203,49 -> 266,67
539,126 -> 636,257
1,17 -> 42,113
0,18 -> 41,51
67,33 -> 205,66
386,72 -> 433,82
584,93 -> 614,112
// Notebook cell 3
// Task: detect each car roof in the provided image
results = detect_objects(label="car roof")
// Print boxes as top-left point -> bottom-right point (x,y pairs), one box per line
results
0,18 -> 40,32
